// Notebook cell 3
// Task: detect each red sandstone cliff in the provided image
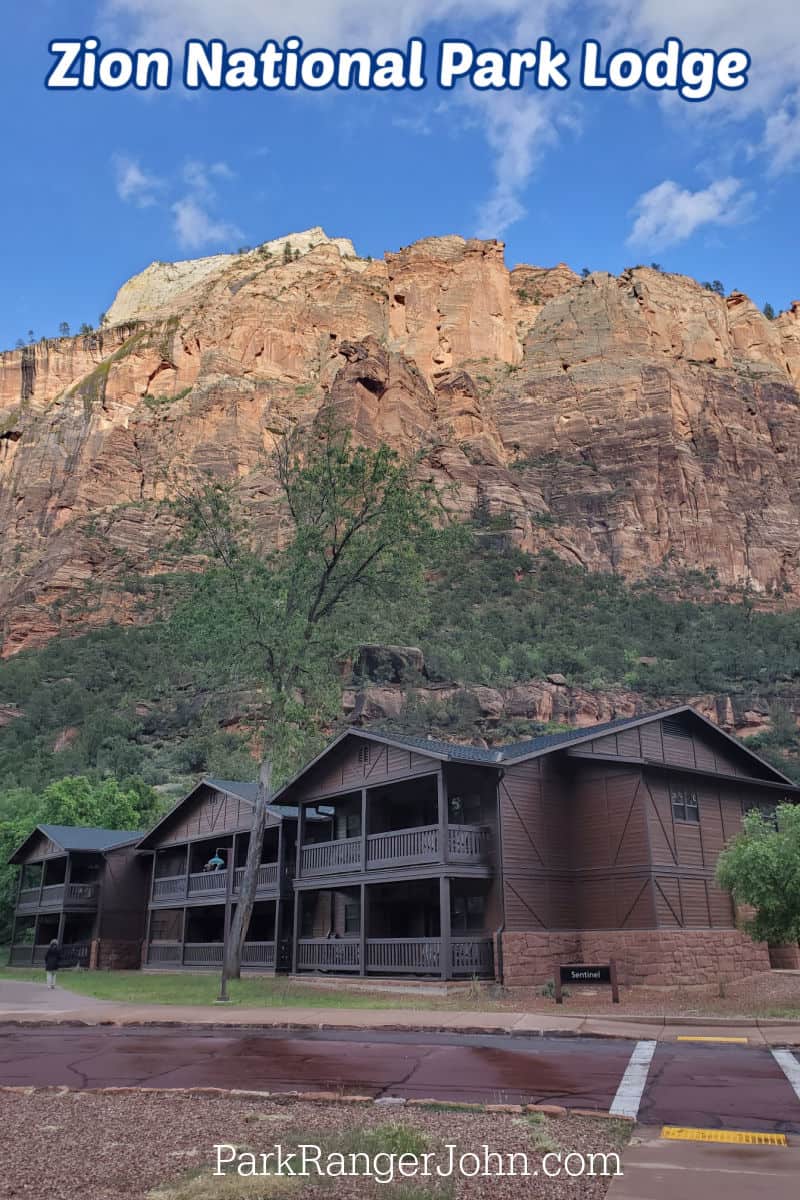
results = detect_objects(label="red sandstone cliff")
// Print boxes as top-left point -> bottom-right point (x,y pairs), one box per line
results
1,229 -> 799,656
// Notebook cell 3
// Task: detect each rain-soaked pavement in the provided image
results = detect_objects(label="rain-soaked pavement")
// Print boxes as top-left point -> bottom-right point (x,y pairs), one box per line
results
1,1025 -> 800,1132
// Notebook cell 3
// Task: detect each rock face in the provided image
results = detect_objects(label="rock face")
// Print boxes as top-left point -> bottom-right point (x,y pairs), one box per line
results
1,233 -> 800,655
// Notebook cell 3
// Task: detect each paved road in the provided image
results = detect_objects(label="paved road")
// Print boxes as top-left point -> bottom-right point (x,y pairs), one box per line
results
1,1025 -> 799,1133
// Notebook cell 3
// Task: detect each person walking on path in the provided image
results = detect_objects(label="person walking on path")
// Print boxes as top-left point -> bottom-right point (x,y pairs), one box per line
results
44,939 -> 61,990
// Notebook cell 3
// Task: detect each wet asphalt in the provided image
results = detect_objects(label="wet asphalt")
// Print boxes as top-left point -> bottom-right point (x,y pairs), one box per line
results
1,1025 -> 799,1133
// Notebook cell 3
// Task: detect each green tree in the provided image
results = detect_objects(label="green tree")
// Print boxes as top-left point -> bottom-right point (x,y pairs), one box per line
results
716,804 -> 800,944
58,322 -> 70,338
283,240 -> 294,264
763,302 -> 776,320
0,776 -> 162,941
170,420 -> 445,777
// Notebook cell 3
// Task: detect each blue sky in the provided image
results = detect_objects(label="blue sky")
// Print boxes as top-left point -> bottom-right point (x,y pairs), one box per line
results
1,1 -> 798,349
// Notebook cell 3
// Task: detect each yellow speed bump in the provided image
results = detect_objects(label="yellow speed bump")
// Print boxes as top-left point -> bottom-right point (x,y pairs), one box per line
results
676,1035 -> 748,1044
661,1126 -> 786,1146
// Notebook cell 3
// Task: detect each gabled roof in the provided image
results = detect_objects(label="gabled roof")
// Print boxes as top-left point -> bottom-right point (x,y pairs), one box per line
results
270,704 -> 798,802
136,777 -> 297,850
8,823 -> 142,865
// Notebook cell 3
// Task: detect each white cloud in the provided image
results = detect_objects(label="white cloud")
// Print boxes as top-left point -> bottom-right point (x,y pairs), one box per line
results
113,153 -> 163,207
627,177 -> 752,249
183,159 -> 236,197
102,1 -> 800,236
112,151 -> 243,250
474,93 -> 564,237
761,90 -> 800,176
171,197 -> 245,250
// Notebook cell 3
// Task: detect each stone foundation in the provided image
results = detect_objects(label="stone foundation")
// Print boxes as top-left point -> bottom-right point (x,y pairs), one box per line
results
769,943 -> 800,970
92,939 -> 143,970
501,928 -> 771,988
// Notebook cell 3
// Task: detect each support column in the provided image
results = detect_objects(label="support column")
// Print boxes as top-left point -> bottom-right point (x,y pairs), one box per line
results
361,788 -> 368,871
291,890 -> 301,974
32,915 -> 40,966
181,907 -> 187,966
296,805 -> 306,880
437,770 -> 448,865
223,837 -> 235,956
439,875 -> 452,981
359,883 -> 367,976
56,911 -> 66,945
273,897 -> 281,973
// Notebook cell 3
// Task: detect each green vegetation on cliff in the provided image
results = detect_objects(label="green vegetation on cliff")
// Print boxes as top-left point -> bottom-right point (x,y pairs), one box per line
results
1,540 -> 800,796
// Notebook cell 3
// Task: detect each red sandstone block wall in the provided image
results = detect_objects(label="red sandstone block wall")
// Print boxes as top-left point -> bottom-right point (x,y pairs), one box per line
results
501,929 -> 771,987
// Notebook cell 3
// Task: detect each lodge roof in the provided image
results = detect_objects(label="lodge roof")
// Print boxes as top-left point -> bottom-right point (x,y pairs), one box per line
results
8,823 -> 142,864
270,703 -> 798,802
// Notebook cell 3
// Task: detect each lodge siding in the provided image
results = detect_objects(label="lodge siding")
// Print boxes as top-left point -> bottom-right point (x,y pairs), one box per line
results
97,844 -> 150,944
585,722 -> 767,779
287,738 -> 436,804
149,785 -> 270,847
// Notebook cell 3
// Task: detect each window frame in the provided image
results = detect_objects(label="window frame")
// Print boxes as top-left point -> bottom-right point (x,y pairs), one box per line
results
670,780 -> 700,824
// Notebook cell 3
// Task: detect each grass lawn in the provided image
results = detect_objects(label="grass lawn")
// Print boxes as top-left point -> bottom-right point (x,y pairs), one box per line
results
2,963 -> 799,1017
0,966 -> 480,1009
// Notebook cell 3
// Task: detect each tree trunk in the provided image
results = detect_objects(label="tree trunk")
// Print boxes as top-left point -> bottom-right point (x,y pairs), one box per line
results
218,759 -> 272,1000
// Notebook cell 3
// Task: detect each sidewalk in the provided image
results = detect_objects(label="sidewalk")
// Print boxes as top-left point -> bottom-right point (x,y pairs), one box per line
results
1,979 -> 799,1044
607,1125 -> 800,1200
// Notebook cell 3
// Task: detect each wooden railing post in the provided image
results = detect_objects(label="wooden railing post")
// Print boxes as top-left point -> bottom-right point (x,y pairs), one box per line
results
439,876 -> 452,980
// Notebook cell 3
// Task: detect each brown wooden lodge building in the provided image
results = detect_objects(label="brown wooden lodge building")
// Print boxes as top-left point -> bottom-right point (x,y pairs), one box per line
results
8,706 -> 800,986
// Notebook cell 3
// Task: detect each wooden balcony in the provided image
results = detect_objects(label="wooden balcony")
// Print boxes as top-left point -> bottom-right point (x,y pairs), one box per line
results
9,941 -> 91,967
16,882 -> 99,913
145,941 -> 276,969
150,863 -> 279,905
298,824 -> 491,878
296,936 -> 494,977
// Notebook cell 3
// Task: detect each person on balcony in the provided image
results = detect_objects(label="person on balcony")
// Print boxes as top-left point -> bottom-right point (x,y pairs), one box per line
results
44,939 -> 61,989
206,851 -> 225,872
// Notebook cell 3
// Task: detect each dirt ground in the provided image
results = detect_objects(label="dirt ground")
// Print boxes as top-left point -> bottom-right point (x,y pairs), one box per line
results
0,1089 -> 631,1200
499,970 -> 800,1018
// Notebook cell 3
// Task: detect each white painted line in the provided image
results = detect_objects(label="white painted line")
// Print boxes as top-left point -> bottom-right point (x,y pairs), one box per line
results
609,1039 -> 658,1119
771,1048 -> 800,1102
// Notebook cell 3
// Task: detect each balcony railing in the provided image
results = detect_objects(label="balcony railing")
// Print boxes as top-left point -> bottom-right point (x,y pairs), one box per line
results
150,863 -> 279,904
16,882 -> 99,911
296,936 -> 494,977
9,942 -> 91,967
145,941 -> 276,968
234,863 -> 278,892
297,938 -> 361,971
299,824 -> 491,876
17,888 -> 41,911
300,836 -> 361,876
367,826 -> 439,867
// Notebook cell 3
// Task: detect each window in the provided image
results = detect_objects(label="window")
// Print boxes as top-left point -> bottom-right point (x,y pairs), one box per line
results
357,744 -> 371,765
451,893 -> 486,933
344,812 -> 361,838
344,899 -> 360,935
670,782 -> 700,823
745,800 -> 778,828
300,905 -> 314,938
